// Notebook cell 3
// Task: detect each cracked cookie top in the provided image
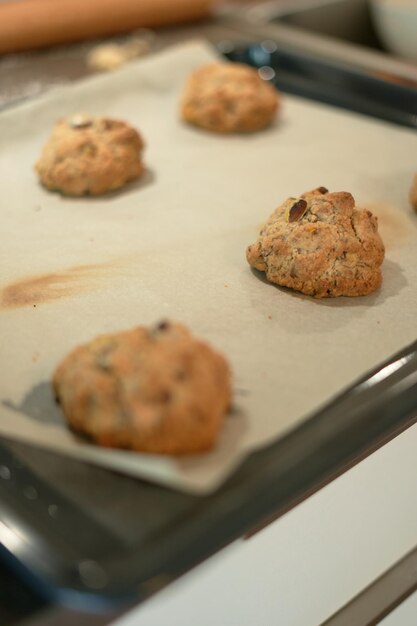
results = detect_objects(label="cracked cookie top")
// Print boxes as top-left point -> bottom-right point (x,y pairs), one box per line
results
246,187 -> 385,298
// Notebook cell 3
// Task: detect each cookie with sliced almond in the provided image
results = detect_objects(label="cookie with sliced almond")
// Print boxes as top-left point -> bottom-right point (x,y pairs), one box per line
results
246,187 -> 385,298
35,114 -> 145,196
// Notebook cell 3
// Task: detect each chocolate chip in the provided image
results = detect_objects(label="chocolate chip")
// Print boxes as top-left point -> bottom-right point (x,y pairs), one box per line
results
288,199 -> 308,222
318,186 -> 328,194
149,320 -> 170,340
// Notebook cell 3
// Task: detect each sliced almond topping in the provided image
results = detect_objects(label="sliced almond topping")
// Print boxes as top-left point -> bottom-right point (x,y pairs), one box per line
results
286,199 -> 308,222
70,114 -> 93,129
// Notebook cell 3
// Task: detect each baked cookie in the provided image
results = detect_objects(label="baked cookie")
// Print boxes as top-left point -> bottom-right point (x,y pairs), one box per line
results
53,321 -> 232,455
180,62 -> 279,133
246,187 -> 385,298
35,114 -> 145,196
410,173 -> 417,211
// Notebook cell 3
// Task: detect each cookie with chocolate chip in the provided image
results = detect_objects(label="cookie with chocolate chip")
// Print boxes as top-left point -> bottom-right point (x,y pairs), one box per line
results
246,187 -> 385,298
53,321 -> 232,455
35,114 -> 145,196
180,62 -> 280,133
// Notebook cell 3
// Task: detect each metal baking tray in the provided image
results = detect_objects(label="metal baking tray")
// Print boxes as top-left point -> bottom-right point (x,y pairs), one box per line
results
0,4 -> 417,617
219,0 -> 417,128
1,342 -> 416,610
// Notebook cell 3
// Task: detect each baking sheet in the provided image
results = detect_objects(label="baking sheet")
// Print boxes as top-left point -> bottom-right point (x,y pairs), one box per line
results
0,40 -> 416,494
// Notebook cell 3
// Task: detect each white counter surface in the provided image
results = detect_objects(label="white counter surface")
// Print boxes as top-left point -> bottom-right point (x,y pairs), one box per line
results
112,422 -> 417,626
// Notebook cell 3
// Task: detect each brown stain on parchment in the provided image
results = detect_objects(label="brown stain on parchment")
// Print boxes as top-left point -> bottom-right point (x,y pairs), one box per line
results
0,262 -> 114,309
366,201 -> 410,250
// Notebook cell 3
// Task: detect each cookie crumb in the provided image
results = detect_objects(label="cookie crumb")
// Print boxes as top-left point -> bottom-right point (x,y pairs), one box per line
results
86,32 -> 154,72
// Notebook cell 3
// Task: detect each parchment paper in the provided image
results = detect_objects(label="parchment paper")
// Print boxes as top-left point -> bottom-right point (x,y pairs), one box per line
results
0,40 -> 416,494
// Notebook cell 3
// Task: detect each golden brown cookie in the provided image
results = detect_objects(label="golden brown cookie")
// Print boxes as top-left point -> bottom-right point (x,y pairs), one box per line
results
53,321 -> 232,455
246,187 -> 385,298
180,62 -> 279,133
410,173 -> 417,211
35,114 -> 145,196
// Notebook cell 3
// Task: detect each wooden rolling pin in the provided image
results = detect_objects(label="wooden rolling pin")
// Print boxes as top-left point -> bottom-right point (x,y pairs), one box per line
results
0,0 -> 213,54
